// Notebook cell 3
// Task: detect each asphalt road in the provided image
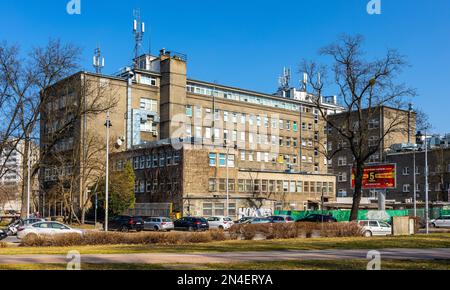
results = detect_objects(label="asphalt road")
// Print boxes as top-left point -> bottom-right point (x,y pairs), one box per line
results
0,248 -> 449,265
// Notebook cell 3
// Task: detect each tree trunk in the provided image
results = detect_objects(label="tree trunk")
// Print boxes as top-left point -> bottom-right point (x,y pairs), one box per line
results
20,138 -> 30,218
350,163 -> 364,221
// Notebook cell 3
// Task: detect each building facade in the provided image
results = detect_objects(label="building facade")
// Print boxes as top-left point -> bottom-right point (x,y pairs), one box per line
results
386,147 -> 450,203
41,49 -> 342,218
328,106 -> 416,200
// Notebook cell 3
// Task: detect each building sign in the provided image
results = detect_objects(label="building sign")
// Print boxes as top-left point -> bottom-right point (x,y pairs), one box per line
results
351,164 -> 396,189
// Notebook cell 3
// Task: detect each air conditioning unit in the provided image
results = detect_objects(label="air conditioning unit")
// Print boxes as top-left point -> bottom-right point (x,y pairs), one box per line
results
152,131 -> 159,137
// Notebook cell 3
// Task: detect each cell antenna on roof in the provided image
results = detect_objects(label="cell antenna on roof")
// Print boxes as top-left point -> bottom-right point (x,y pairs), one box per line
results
133,8 -> 145,67
93,46 -> 105,74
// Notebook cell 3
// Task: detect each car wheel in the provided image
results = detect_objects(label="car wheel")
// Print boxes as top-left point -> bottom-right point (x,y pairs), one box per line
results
120,226 -> 129,232
218,226 -> 224,230
188,226 -> 194,232
25,233 -> 38,240
431,223 -> 437,228
363,231 -> 373,237
154,226 -> 159,231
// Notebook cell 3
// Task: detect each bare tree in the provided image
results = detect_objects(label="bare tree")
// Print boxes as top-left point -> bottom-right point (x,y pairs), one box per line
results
300,35 -> 416,221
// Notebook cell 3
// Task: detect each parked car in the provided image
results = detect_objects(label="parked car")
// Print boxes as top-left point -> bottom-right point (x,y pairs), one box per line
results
234,217 -> 254,224
247,217 -> 272,224
296,214 -> 337,223
430,216 -> 450,228
206,216 -> 234,230
358,220 -> 392,237
17,222 -> 82,239
268,215 -> 295,223
174,217 -> 209,231
108,216 -> 144,232
144,217 -> 174,231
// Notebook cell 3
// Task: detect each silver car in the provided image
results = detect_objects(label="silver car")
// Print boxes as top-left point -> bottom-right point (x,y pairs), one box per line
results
144,217 -> 174,231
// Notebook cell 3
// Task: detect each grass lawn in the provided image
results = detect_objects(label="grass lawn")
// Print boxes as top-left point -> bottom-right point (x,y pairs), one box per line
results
1,233 -> 449,256
0,259 -> 449,270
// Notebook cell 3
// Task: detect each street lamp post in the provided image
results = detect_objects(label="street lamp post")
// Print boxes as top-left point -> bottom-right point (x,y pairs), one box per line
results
104,112 -> 112,232
26,141 -> 31,218
424,130 -> 429,235
413,147 -> 417,217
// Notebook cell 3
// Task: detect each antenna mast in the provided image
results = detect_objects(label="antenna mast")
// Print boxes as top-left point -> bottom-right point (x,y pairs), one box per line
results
93,46 -> 105,74
133,9 -> 145,68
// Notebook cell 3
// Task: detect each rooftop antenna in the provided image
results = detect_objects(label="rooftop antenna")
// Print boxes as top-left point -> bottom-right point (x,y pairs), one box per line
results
93,46 -> 105,74
278,67 -> 291,90
301,72 -> 308,92
133,8 -> 145,67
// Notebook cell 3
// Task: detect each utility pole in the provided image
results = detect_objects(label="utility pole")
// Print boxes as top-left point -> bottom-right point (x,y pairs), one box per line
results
104,112 -> 112,231
425,129 -> 429,234
413,148 -> 417,217
26,141 -> 31,218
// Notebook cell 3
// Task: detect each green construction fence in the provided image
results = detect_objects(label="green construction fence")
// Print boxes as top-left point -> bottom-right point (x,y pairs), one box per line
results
275,208 -> 450,222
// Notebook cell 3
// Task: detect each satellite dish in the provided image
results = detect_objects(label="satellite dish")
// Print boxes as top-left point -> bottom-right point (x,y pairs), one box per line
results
115,137 -> 124,149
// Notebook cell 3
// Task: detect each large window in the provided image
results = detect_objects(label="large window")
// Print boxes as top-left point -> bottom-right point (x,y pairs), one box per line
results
219,154 -> 226,167
209,153 -> 217,167
140,99 -> 158,112
185,105 -> 193,117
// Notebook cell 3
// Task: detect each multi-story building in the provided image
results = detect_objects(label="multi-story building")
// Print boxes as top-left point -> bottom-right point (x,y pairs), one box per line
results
386,144 -> 450,203
0,140 -> 38,212
40,49 -> 343,218
328,106 -> 416,200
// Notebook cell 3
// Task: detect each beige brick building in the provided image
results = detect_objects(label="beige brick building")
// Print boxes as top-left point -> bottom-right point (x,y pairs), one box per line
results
41,49 -> 342,218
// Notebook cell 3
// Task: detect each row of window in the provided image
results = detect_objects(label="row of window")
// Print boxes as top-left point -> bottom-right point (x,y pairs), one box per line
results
186,83 -> 324,114
134,179 -> 180,193
185,106 -> 318,131
116,151 -> 181,171
202,202 -> 236,217
208,178 -> 334,194
402,183 -> 450,193
186,127 -> 319,147
209,152 -> 321,167
43,166 -> 74,182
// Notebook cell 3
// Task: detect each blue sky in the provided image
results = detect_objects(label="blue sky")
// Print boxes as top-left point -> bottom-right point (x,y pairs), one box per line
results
1,0 -> 449,132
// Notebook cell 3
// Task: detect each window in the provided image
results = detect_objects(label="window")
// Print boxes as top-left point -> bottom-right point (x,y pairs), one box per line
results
133,157 -> 139,169
209,153 -> 217,166
205,127 -> 212,139
369,119 -> 380,129
185,105 -> 193,117
159,153 -> 166,167
195,126 -> 202,138
140,99 -> 158,112
166,152 -> 173,166
240,114 -> 246,124
338,172 -> 348,182
224,111 -> 229,122
240,150 -> 246,161
208,179 -> 216,191
248,151 -> 254,162
403,167 -> 410,176
227,154 -> 235,167
293,121 -> 298,132
214,203 -> 225,216
203,203 -> 213,216
403,184 -> 410,193
283,181 -> 289,192
290,181 -> 296,193
232,112 -> 238,123
296,181 -> 303,193
173,151 -> 180,165
338,157 -> 347,166
286,121 -> 291,131
139,156 -> 145,169
219,154 -> 226,167
146,156 -> 152,168
218,179 -> 226,191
